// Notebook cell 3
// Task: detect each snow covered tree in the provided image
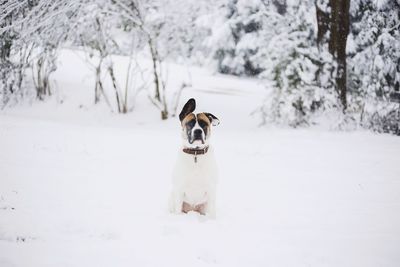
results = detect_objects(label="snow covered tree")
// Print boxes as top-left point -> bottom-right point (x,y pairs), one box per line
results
0,0 -> 80,104
1,0 -> 399,131
206,0 -> 347,127
0,1 -> 34,106
205,0 -> 267,76
257,2 -> 340,127
111,0 -> 211,118
347,0 -> 400,134
314,0 -> 351,111
70,0 -> 130,112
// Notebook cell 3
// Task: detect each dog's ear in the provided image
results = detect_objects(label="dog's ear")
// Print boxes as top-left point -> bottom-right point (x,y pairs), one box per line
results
204,113 -> 220,126
179,98 -> 196,121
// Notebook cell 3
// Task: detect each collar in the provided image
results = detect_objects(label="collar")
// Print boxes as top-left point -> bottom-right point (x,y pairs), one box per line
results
182,146 -> 209,163
182,146 -> 209,155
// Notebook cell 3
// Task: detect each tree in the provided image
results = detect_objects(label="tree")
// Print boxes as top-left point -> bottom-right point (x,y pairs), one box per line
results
347,0 -> 400,134
258,2 -> 338,127
0,0 -> 81,104
329,0 -> 350,110
316,0 -> 350,111
205,0 -> 266,76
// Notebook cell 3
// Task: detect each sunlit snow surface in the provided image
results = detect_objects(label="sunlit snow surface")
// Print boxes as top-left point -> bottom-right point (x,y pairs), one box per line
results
1,50 -> 399,267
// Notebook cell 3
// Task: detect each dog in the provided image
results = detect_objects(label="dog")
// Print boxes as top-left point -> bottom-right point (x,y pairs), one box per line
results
169,98 -> 220,218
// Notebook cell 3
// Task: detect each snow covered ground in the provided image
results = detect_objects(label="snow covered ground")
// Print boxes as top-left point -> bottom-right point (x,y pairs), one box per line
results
1,50 -> 400,267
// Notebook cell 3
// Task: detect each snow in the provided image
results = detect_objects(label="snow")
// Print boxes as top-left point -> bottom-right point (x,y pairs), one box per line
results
1,50 -> 400,267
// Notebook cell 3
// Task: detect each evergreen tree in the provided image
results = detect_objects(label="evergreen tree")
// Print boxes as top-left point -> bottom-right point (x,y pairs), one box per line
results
348,0 -> 400,134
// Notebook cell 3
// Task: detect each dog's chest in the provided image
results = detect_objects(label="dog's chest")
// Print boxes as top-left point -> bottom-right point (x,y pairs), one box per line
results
175,153 -> 216,181
173,150 -> 218,204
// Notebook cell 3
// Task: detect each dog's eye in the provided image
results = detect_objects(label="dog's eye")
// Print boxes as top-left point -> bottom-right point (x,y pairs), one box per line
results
187,119 -> 196,129
198,120 -> 208,130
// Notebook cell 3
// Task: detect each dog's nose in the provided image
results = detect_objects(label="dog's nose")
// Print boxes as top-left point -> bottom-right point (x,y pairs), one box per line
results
194,129 -> 202,138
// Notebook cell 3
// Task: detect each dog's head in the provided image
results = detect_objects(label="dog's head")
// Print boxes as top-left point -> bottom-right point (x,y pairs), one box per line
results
179,98 -> 220,148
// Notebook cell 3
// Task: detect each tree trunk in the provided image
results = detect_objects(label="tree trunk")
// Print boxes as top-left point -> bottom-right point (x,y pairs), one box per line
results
329,0 -> 350,110
315,0 -> 330,47
315,0 -> 350,111
108,65 -> 122,113
148,38 -> 169,120
95,60 -> 102,104
149,39 -> 161,102
37,59 -> 44,100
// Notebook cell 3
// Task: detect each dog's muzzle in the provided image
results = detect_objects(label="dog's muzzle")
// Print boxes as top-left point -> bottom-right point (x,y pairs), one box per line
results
190,129 -> 204,144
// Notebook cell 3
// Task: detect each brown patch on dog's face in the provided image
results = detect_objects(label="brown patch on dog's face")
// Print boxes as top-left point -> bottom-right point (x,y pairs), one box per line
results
181,114 -> 196,138
181,113 -> 198,145
196,113 -> 211,137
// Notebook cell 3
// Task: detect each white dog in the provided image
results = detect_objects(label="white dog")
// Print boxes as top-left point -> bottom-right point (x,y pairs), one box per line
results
169,98 -> 220,218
